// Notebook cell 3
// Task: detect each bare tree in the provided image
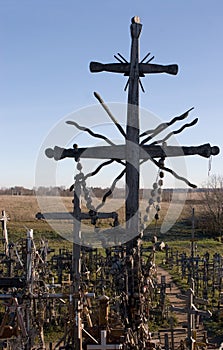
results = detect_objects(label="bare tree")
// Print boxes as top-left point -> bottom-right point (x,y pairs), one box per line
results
199,175 -> 223,238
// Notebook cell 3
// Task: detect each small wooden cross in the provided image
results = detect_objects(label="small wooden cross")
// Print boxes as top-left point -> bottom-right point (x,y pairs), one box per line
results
170,280 -> 211,349
1,210 -> 9,256
87,330 -> 122,350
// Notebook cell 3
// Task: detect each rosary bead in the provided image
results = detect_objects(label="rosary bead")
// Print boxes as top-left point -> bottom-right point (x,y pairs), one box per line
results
75,174 -> 82,181
140,223 -> 146,230
153,182 -> 158,190
143,215 -> 148,222
156,205 -> 161,212
148,198 -> 154,205
159,171 -> 164,178
154,213 -> 159,220
158,159 -> 165,168
77,162 -> 82,171
158,179 -> 163,186
150,189 -> 156,197
146,206 -> 150,213
86,196 -> 92,203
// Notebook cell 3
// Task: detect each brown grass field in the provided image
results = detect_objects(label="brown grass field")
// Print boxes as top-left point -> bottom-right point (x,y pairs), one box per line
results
0,192 -> 205,239
0,191 -> 220,249
0,193 -> 191,222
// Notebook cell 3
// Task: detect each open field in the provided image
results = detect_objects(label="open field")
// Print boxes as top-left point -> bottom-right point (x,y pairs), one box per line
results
0,192 -> 222,248
0,193 -> 195,232
0,192 -> 216,236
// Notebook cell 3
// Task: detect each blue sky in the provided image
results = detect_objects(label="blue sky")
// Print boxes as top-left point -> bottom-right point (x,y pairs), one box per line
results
0,0 -> 222,189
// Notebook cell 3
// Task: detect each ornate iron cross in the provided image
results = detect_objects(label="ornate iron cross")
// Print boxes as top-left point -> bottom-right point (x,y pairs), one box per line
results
46,16 -> 219,240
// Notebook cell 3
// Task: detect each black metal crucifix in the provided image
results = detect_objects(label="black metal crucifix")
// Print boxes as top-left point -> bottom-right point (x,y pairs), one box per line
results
46,16 -> 219,240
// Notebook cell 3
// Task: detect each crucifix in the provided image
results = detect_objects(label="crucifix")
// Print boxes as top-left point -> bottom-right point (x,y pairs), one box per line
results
170,279 -> 211,350
46,16 -> 219,240
1,210 -> 9,257
87,330 -> 122,350
45,16 -> 219,350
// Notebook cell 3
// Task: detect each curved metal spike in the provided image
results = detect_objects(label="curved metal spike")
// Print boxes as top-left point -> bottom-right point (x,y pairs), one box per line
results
84,159 -> 125,180
150,118 -> 198,146
94,92 -> 126,138
151,157 -> 197,188
66,120 -> 115,146
140,107 -> 194,144
96,168 -> 126,211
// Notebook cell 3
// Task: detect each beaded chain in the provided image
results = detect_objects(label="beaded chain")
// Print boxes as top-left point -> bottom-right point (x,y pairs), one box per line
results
72,147 -> 165,233
140,157 -> 165,232
73,157 -> 96,213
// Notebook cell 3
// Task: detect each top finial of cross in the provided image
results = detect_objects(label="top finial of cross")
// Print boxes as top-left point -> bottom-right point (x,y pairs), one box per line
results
131,16 -> 140,24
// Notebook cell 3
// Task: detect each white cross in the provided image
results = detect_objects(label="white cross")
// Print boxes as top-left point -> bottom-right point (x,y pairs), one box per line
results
87,330 -> 122,350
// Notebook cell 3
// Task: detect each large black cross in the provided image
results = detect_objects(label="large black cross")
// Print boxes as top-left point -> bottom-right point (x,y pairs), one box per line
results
46,16 -> 219,240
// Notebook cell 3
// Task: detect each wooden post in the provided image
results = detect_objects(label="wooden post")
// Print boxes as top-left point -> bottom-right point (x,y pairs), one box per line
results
164,333 -> 169,350
1,210 -> 9,257
72,179 -> 82,350
125,17 -> 141,245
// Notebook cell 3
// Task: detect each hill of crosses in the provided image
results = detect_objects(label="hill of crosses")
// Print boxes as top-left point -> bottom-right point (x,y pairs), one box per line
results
0,16 -> 221,350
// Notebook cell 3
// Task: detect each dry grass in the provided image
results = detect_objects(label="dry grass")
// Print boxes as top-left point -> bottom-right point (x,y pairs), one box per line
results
0,194 -> 182,221
0,192 -> 205,241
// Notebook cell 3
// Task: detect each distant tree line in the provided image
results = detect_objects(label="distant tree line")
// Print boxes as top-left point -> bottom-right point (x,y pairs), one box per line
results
0,186 -> 113,198
0,186 -> 35,196
0,186 -> 201,202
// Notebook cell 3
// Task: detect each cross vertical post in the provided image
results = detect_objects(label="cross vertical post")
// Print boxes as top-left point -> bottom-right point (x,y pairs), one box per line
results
125,17 -> 142,308
72,178 -> 82,350
125,17 -> 141,246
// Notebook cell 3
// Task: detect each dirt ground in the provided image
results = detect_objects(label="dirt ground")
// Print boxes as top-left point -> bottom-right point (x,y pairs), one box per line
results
156,266 -> 219,349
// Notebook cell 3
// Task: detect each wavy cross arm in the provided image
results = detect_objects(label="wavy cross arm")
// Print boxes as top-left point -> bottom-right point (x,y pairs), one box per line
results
84,159 -> 125,180
150,157 -> 197,188
140,107 -> 194,143
150,118 -> 198,146
95,169 -> 126,211
66,120 -> 115,146
94,92 -> 126,139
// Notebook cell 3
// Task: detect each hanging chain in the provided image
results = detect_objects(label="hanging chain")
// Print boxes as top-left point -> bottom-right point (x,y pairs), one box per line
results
141,157 -> 165,233
208,155 -> 212,177
71,146 -> 121,229
74,158 -> 96,212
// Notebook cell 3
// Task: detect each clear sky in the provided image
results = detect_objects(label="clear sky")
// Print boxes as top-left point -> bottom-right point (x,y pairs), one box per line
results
0,0 -> 222,190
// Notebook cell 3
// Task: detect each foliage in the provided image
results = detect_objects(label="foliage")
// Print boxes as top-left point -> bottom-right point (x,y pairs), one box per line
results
197,175 -> 223,238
